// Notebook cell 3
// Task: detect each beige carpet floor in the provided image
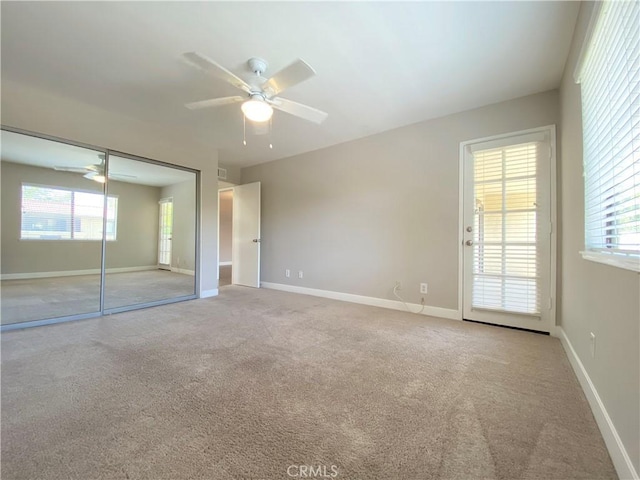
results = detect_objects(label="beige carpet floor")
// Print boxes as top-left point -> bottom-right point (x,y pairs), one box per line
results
1,286 -> 617,479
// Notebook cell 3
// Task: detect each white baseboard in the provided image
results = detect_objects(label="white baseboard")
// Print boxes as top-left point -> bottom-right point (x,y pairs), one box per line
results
556,326 -> 639,480
200,288 -> 219,299
261,282 -> 461,321
171,267 -> 195,276
1,265 -> 157,281
219,261 -> 232,266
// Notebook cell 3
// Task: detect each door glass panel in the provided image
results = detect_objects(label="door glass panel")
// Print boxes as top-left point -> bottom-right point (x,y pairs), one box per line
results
103,155 -> 196,310
472,142 -> 540,315
1,130 -> 104,325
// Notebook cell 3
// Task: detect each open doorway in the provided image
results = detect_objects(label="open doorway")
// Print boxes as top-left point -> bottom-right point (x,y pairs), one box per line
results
218,187 -> 233,287
218,180 -> 262,289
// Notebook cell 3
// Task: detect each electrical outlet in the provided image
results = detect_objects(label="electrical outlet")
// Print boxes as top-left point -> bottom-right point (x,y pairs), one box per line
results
590,332 -> 596,358
420,283 -> 428,294
298,270 -> 304,279
285,269 -> 290,278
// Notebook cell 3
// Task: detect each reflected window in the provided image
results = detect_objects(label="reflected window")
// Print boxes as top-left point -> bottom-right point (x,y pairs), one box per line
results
21,184 -> 118,240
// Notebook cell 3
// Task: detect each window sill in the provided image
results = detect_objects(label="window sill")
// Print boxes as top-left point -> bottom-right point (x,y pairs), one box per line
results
580,251 -> 640,273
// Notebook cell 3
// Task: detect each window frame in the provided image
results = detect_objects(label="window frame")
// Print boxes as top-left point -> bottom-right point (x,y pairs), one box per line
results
20,183 -> 118,242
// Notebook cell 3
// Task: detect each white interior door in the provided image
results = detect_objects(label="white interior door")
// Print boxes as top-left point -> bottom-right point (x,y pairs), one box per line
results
158,198 -> 173,270
232,182 -> 261,287
462,127 -> 554,332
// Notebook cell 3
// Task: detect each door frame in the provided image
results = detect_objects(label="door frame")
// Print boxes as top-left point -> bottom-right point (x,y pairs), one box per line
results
217,182 -> 261,288
457,125 -> 557,332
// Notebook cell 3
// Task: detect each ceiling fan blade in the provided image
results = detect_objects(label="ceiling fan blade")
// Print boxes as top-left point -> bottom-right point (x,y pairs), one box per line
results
54,166 -> 91,173
185,96 -> 244,110
109,172 -> 137,180
269,97 -> 328,124
263,59 -> 316,96
183,52 -> 252,94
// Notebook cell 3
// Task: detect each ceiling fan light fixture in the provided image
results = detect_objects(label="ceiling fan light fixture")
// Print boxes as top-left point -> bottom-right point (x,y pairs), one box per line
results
241,96 -> 273,123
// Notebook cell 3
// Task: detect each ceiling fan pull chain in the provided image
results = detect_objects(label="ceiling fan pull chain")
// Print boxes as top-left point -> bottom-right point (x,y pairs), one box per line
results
269,117 -> 273,149
243,115 -> 247,146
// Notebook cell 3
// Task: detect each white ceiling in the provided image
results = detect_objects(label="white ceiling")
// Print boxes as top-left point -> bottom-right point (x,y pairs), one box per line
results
1,1 -> 579,168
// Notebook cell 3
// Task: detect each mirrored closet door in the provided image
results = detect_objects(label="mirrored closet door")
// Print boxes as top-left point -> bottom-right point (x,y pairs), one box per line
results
0,129 -> 199,329
0,130 -> 105,326
103,154 -> 197,311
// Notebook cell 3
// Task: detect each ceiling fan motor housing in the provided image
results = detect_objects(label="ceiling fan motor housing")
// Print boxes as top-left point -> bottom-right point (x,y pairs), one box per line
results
247,57 -> 268,76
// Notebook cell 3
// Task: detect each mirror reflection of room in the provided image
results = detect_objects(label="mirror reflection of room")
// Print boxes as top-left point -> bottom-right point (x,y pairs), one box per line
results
103,155 -> 196,310
1,131 -> 104,325
0,130 -> 198,327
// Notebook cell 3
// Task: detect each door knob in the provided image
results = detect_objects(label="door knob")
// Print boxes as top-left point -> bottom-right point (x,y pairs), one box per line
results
465,240 -> 473,246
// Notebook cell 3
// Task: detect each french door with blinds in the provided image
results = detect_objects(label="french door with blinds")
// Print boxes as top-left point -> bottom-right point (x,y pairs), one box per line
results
461,127 -> 555,332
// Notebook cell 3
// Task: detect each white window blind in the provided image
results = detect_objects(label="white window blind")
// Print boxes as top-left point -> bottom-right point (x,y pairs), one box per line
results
472,142 -> 540,315
21,184 -> 117,241
577,0 -> 640,270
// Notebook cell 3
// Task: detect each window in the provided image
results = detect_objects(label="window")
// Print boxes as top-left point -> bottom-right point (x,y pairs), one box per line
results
21,184 -> 118,240
576,0 -> 640,271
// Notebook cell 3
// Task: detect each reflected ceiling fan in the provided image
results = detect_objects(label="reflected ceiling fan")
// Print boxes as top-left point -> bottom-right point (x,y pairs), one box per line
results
183,52 -> 328,125
54,154 -> 137,183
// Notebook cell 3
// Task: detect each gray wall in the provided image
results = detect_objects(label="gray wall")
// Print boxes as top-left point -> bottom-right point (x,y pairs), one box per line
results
1,161 -> 159,274
219,163 -> 241,185
1,79 -> 220,295
242,90 -> 559,309
219,190 -> 233,264
161,179 -> 197,272
559,2 -> 639,474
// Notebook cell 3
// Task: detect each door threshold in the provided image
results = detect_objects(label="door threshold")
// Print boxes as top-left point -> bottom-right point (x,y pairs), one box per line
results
463,318 -> 549,335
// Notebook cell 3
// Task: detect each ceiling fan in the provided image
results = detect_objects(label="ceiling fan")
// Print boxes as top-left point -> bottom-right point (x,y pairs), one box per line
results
54,154 -> 137,183
183,52 -> 328,125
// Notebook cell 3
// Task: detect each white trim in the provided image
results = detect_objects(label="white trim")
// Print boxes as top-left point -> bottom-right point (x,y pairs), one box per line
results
219,261 -> 232,266
170,267 -> 195,276
200,288 -> 219,298
556,327 -> 639,480
1,265 -> 156,281
261,282 -> 461,321
580,251 -> 640,273
548,126 -> 558,330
